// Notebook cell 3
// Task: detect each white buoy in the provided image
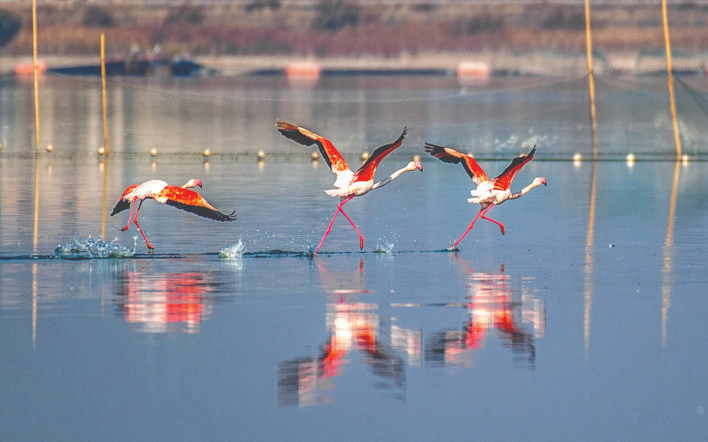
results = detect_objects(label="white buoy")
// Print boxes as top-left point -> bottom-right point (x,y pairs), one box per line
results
203,148 -> 211,158
361,151 -> 370,161
150,148 -> 158,157
46,144 -> 53,152
412,154 -> 421,162
311,151 -> 319,161
97,146 -> 106,155
257,150 -> 266,161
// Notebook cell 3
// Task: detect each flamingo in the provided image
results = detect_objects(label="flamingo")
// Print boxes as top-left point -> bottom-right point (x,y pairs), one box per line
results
276,120 -> 422,254
424,143 -> 546,249
110,178 -> 236,250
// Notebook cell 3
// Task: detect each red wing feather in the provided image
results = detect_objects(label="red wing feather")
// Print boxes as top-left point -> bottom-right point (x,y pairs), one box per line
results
424,142 -> 488,184
160,187 -> 236,222
275,120 -> 349,175
492,146 -> 536,191
353,127 -> 407,182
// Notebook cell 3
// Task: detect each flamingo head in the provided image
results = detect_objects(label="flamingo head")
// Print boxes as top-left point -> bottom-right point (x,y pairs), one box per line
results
182,178 -> 203,189
535,177 -> 547,187
410,161 -> 423,172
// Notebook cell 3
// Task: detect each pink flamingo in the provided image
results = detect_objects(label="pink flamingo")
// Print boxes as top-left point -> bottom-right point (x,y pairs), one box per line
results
276,120 -> 422,254
425,143 -> 546,249
111,178 -> 236,250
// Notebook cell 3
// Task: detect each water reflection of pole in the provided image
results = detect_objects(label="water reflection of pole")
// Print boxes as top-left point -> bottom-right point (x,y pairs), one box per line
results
32,263 -> 38,350
661,161 -> 679,347
662,0 -> 682,159
583,162 -> 597,359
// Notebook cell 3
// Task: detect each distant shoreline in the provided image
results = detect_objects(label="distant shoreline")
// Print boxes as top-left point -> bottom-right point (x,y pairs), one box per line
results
4,51 -> 706,77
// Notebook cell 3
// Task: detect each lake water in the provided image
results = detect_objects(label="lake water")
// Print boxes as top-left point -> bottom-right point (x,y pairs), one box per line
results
1,73 -> 707,440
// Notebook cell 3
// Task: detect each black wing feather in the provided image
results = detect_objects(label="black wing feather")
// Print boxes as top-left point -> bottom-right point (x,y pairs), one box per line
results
165,200 -> 236,222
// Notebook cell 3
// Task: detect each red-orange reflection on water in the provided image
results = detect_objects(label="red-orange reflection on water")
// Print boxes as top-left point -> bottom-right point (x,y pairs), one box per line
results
115,270 -> 212,333
278,258 -> 404,407
425,255 -> 545,368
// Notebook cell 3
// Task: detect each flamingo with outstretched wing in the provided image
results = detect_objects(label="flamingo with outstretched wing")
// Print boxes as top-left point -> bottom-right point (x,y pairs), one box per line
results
276,120 -> 422,254
425,143 -> 546,249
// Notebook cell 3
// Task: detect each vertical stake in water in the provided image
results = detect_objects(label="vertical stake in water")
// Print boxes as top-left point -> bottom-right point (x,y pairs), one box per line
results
101,33 -> 110,239
584,0 -> 598,159
583,0 -> 597,359
662,0 -> 682,158
32,0 -> 40,253
31,0 -> 40,350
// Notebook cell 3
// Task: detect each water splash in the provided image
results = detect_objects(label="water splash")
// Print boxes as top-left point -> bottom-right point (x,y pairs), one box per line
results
374,241 -> 395,254
219,239 -> 246,259
54,236 -> 136,259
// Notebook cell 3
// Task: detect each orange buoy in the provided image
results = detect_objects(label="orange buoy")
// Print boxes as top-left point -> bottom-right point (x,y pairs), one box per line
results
285,61 -> 321,78
456,61 -> 490,86
14,60 -> 47,76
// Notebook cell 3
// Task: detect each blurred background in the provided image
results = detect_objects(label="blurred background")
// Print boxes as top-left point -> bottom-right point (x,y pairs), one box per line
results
2,0 -> 708,76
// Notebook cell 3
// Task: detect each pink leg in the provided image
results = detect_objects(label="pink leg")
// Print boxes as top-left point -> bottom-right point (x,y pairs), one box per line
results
315,206 -> 342,255
132,200 -> 155,250
338,204 -> 365,250
315,196 -> 360,255
121,198 -> 138,231
452,209 -> 484,248
480,205 -> 505,235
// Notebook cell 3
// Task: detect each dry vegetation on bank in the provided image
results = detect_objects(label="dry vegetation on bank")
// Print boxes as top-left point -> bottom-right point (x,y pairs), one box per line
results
2,2 -> 708,59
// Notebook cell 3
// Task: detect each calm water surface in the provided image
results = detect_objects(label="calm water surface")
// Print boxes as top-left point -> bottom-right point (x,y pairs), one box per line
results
1,75 -> 707,440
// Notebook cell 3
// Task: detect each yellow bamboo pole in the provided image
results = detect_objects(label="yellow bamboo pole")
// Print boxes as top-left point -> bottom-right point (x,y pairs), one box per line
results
583,0 -> 597,359
32,0 -> 40,153
662,0 -> 682,158
101,33 -> 109,157
32,0 -> 40,253
584,0 -> 598,159
101,33 -> 109,239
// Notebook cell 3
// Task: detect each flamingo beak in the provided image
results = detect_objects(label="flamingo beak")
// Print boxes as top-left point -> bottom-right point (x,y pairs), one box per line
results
196,179 -> 203,188
415,161 -> 423,172
541,177 -> 547,186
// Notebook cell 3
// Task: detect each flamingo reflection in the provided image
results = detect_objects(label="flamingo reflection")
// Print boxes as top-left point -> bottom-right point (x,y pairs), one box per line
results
425,255 -> 544,369
114,269 -> 213,333
278,259 -> 406,407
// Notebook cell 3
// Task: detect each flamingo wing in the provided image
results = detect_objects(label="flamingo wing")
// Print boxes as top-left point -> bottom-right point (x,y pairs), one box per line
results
275,120 -> 350,175
491,146 -> 536,191
424,142 -> 489,184
158,186 -> 236,222
352,127 -> 407,182
110,184 -> 139,216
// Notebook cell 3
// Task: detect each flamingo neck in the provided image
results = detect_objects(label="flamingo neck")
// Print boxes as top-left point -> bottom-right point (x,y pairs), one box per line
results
372,162 -> 420,190
509,178 -> 545,200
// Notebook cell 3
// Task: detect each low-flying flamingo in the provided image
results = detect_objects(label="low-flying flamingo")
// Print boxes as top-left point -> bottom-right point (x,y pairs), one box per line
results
111,178 -> 236,250
276,120 -> 423,254
424,143 -> 546,249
